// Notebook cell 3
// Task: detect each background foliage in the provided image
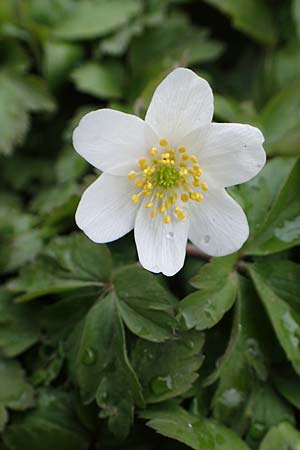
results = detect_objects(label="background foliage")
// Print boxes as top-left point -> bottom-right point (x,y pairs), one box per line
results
1,0 -> 300,448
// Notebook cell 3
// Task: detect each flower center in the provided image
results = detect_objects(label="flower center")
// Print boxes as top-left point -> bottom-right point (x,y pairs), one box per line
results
153,164 -> 180,189
128,139 -> 208,224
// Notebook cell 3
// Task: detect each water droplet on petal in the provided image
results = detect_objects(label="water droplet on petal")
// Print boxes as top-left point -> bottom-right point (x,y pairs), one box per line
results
82,347 -> 97,366
150,375 -> 173,395
166,232 -> 174,240
203,235 -> 210,243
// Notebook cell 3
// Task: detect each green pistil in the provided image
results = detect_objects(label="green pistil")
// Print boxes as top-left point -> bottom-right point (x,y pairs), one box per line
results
153,164 -> 180,189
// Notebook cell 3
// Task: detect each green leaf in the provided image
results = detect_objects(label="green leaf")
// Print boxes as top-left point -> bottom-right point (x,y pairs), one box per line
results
71,62 -> 124,99
273,368 -> 300,410
247,262 -> 300,374
53,0 -> 142,40
131,330 -> 204,403
245,384 -> 295,446
259,422 -> 300,450
0,72 -> 55,155
259,82 -> 300,156
0,289 -> 39,356
293,0 -> 300,43
178,255 -> 238,330
142,403 -> 250,450
76,293 -> 143,439
0,358 -> 35,432
202,0 -> 277,45
113,265 -> 177,342
8,233 -> 112,302
43,41 -> 83,90
207,278 -> 269,431
3,390 -> 90,450
244,157 -> 300,254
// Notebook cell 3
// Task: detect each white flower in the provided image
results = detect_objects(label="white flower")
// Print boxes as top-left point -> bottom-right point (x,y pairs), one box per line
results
73,68 -> 266,276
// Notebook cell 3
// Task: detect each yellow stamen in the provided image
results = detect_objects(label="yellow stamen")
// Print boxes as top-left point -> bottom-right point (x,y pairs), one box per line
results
132,194 -> 139,204
176,209 -> 186,221
200,183 -> 208,191
181,193 -> 189,202
193,180 -> 201,187
150,210 -> 156,218
135,179 -> 144,188
139,158 -> 148,170
145,201 -> 153,208
182,154 -> 189,161
160,138 -> 168,147
128,171 -> 137,180
178,146 -> 186,153
190,155 -> 198,163
163,215 -> 170,224
149,147 -> 158,156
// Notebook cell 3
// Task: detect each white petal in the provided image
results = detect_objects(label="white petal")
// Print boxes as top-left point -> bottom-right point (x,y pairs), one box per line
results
145,68 -> 213,144
189,189 -> 249,256
75,174 -> 138,243
73,109 -> 157,175
134,202 -> 190,276
181,123 -> 266,187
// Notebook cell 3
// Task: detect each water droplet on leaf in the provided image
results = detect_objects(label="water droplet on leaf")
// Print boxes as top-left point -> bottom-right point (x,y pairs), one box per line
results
150,375 -> 173,395
82,347 -> 97,365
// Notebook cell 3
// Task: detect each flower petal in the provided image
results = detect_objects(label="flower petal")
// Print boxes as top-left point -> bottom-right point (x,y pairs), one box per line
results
189,189 -> 249,256
134,202 -> 190,276
76,174 -> 138,243
145,68 -> 213,144
73,109 -> 156,175
181,123 -> 266,187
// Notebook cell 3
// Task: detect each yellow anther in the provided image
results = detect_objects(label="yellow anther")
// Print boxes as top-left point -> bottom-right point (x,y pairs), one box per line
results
163,215 -> 170,224
179,167 -> 188,176
160,138 -> 168,147
193,180 -> 201,187
158,205 -> 166,213
190,192 -> 204,202
162,152 -> 170,159
156,192 -> 164,199
178,146 -> 186,153
193,165 -> 202,176
181,193 -> 189,202
176,209 -> 186,221
150,210 -> 156,219
145,181 -> 153,189
182,154 -> 189,161
149,147 -> 158,156
145,201 -> 153,208
135,179 -> 144,188
139,158 -> 148,170
128,171 -> 137,180
190,155 -> 198,163
132,194 -> 139,204
168,149 -> 175,155
200,183 -> 208,191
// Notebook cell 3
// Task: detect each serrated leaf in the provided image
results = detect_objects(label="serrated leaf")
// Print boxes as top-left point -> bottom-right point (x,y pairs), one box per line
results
0,358 -> 35,432
142,403 -> 250,450
247,261 -> 300,374
76,293 -> 143,439
178,255 -> 238,330
113,265 -> 177,342
8,233 -> 112,302
3,390 -> 89,450
53,0 -> 142,40
244,157 -> 300,254
0,289 -> 39,356
131,330 -> 204,403
260,422 -> 300,450
207,278 -> 269,432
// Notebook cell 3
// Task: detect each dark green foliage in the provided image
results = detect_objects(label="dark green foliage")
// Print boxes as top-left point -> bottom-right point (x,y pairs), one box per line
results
1,0 -> 300,449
